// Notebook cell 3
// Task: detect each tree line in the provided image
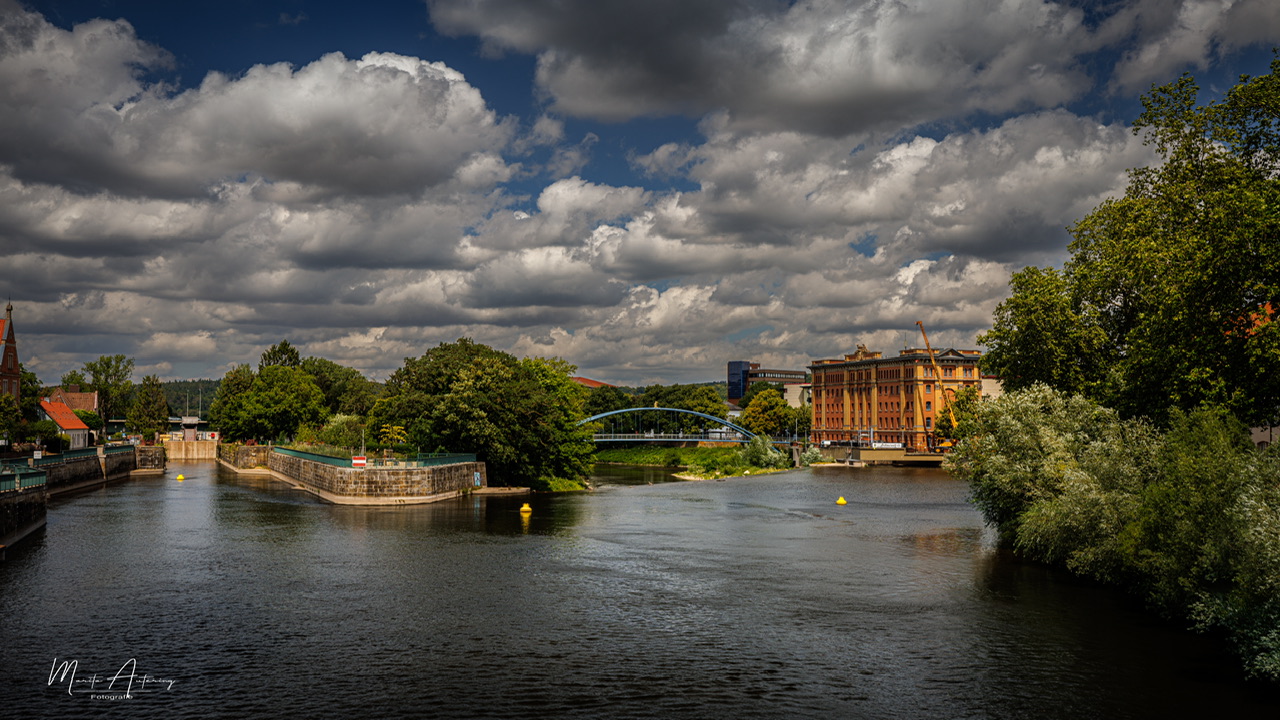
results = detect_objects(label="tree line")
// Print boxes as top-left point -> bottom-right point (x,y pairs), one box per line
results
954,60 -> 1280,682
0,355 -> 171,450
583,380 -> 811,439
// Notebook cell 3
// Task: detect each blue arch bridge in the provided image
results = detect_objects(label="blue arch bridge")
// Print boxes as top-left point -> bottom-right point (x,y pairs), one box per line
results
578,407 -> 800,445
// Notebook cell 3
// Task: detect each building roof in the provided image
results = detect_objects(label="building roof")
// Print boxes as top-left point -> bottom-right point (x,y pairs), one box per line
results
48,386 -> 99,413
40,399 -> 90,431
571,376 -> 614,389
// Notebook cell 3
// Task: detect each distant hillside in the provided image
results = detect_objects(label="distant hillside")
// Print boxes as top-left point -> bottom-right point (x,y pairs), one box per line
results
162,379 -> 221,416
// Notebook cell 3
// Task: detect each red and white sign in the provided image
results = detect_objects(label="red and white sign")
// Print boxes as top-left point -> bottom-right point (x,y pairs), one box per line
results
351,456 -> 367,468
208,432 -> 219,441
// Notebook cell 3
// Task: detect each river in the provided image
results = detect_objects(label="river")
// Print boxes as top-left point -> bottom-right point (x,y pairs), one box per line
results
1,462 -> 1276,718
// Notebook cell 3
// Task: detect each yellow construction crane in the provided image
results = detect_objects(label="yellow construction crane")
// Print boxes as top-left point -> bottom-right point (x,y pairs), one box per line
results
916,321 -> 957,438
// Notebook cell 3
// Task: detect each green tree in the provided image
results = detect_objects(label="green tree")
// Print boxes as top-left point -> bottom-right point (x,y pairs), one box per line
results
981,61 -> 1280,426
740,381 -> 785,408
978,266 -> 1109,397
83,355 -> 134,422
372,339 -> 594,489
0,393 -> 21,445
584,384 -> 633,418
259,340 -> 302,370
790,403 -> 812,439
300,356 -> 382,415
932,385 -> 981,439
740,388 -> 791,437
29,418 -> 59,447
127,374 -> 171,442
17,363 -> 42,420
209,364 -> 255,432
637,383 -> 727,433
60,369 -> 87,388
217,365 -> 325,442
73,409 -> 104,433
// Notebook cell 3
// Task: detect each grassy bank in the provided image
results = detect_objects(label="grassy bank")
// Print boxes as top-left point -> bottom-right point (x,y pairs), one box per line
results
594,443 -> 793,480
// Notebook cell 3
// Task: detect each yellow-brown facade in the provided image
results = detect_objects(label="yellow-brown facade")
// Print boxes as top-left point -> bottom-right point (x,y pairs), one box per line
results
808,344 -> 983,451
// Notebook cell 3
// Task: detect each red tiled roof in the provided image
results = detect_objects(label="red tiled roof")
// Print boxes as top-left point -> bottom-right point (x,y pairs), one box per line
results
49,387 -> 99,413
40,399 -> 89,431
571,376 -> 614,389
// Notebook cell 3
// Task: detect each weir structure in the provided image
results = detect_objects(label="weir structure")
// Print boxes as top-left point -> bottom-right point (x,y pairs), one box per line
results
217,444 -> 511,505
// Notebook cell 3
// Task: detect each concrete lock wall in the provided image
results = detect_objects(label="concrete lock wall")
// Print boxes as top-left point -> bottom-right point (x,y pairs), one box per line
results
218,444 -> 273,470
166,440 -> 218,461
267,451 -> 487,504
135,446 -> 167,472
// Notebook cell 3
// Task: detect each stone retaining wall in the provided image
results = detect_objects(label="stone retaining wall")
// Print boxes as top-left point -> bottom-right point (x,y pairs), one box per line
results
0,486 -> 46,553
43,453 -> 137,493
218,444 -> 272,470
267,450 -> 487,504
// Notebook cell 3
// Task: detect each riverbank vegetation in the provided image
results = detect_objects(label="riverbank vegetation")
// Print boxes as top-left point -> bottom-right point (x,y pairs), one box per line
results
959,61 -> 1280,682
947,386 -> 1280,681
595,437 -> 818,480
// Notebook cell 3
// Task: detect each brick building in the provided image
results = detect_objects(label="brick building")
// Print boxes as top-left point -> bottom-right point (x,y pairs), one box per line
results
809,343 -> 984,451
0,302 -> 19,403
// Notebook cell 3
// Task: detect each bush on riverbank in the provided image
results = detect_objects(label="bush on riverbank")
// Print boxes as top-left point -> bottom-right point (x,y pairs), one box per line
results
946,385 -> 1280,681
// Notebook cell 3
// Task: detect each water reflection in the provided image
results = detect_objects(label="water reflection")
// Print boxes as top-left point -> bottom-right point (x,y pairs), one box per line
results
0,461 -> 1274,719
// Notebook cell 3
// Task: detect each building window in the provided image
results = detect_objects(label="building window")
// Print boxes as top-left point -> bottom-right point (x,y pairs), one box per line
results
925,401 -> 932,411
926,384 -> 932,394
944,367 -> 954,378
926,417 -> 932,429
963,367 -> 973,378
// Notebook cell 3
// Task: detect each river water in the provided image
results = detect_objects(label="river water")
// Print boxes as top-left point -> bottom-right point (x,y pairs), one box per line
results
1,462 -> 1276,718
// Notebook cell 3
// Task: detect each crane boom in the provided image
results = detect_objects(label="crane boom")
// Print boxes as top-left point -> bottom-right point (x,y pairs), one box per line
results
916,321 -> 957,433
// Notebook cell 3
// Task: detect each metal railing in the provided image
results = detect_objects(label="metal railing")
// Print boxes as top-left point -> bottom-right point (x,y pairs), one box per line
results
31,448 -> 102,466
274,447 -> 477,469
0,465 -> 47,492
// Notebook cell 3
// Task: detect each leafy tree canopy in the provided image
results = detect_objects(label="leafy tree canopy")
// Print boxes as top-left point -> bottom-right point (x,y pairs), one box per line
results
981,60 -> 1280,426
60,369 -> 87,388
371,339 -> 594,489
740,388 -> 792,437
211,364 -> 325,442
17,363 -> 41,420
300,356 -> 382,416
127,374 -> 171,442
73,409 -> 104,431
82,354 -> 134,421
583,384 -> 633,418
259,339 -> 302,370
0,393 -> 21,442
740,381 -> 785,408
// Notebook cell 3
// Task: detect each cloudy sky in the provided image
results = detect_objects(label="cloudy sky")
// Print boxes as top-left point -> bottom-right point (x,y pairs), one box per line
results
2,0 -> 1277,385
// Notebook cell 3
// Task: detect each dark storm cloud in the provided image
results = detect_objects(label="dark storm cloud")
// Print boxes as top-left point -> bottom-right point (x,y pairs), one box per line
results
429,0 -> 1276,137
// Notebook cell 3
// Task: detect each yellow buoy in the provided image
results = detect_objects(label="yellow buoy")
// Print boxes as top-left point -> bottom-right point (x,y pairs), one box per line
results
836,496 -> 847,505
176,474 -> 185,481
519,503 -> 532,514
